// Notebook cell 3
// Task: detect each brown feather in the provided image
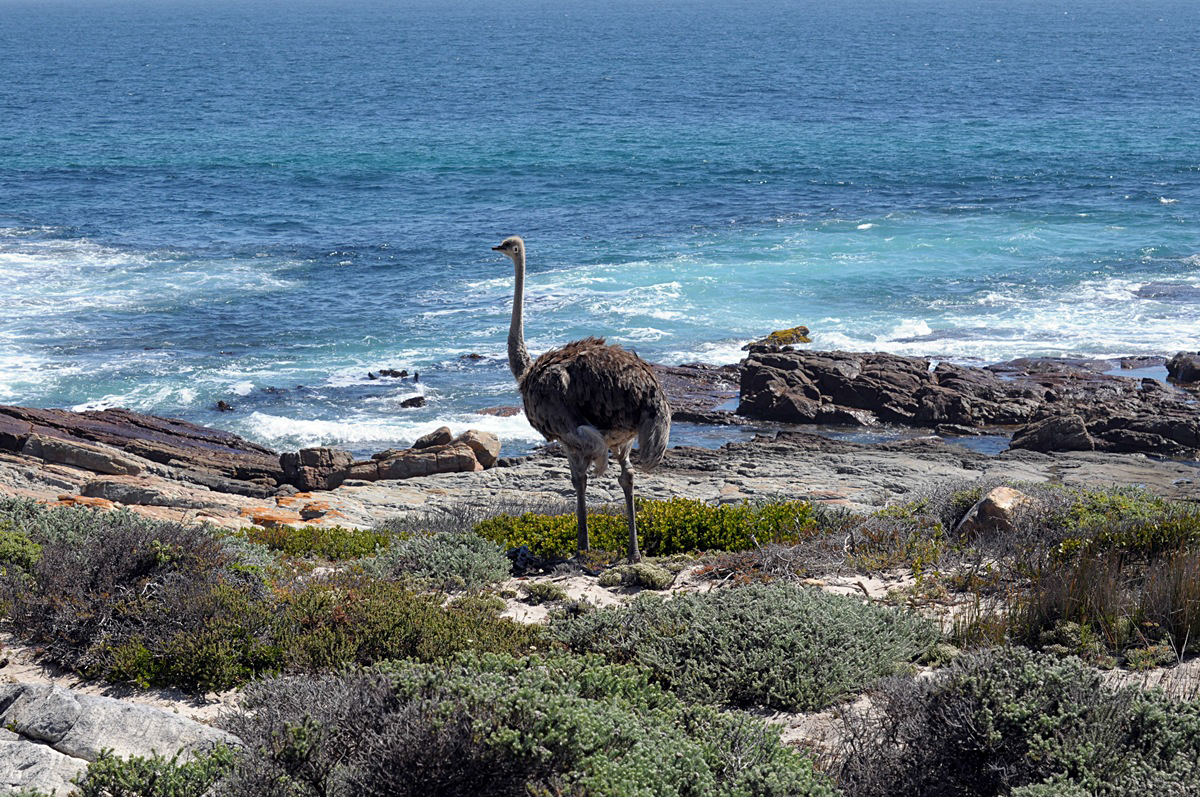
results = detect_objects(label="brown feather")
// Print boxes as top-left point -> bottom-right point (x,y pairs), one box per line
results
519,336 -> 668,462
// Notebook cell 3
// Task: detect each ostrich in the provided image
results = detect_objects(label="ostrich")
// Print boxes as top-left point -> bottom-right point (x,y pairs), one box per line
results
492,236 -> 670,562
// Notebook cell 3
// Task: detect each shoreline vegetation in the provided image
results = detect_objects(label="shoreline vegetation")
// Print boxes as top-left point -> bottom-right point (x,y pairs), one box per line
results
1,347 -> 1199,795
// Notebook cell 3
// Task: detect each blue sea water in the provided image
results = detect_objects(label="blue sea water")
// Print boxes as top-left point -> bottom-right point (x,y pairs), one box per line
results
1,0 -> 1198,456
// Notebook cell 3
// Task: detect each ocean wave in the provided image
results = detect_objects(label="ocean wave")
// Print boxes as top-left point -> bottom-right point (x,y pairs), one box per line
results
242,410 -> 541,451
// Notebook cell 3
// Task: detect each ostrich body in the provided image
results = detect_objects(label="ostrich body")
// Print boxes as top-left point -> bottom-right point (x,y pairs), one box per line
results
493,236 -> 670,561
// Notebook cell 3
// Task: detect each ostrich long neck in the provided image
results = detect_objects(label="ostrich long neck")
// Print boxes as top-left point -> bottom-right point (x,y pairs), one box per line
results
508,248 -> 532,381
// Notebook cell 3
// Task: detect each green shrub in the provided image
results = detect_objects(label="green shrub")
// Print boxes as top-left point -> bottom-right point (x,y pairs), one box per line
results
242,524 -> 390,560
0,502 -> 540,691
835,647 -> 1200,796
275,575 -> 545,673
0,505 -> 246,683
554,582 -> 939,711
72,746 -> 235,797
521,581 -> 569,604
475,497 -> 815,558
596,562 -> 675,590
0,527 -> 41,575
219,654 -> 837,797
367,530 -> 511,591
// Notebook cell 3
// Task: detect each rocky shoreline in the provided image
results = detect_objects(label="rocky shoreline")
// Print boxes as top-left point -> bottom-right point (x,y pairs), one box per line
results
0,349 -> 1197,532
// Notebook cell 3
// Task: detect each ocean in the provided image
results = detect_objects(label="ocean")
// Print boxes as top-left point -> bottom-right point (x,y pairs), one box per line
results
2,0 -> 1198,457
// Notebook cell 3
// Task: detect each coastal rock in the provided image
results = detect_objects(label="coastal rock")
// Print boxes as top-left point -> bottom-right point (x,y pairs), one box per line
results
413,426 -> 454,449
377,441 -> 480,480
652,362 -> 741,423
0,730 -> 88,796
400,395 -> 426,408
280,447 -> 355,491
77,475 -> 258,512
21,433 -> 146,476
0,404 -> 283,489
742,326 -> 812,352
0,682 -> 237,789
1010,413 -> 1095,453
1167,351 -> 1200,383
738,351 -> 1032,428
955,486 -> 1034,536
457,429 -> 501,468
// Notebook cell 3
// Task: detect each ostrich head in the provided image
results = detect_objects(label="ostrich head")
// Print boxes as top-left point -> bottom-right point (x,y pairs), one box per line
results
492,236 -> 524,261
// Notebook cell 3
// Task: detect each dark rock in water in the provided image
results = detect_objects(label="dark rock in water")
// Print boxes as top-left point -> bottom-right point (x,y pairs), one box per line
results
736,350 -> 1200,458
461,353 -> 484,361
378,369 -> 408,378
215,400 -> 235,412
671,409 -> 749,426
367,372 -> 378,380
478,405 -> 522,417
652,362 -> 741,422
1135,282 -> 1200,303
280,447 -> 355,491
400,395 -> 426,408
742,326 -> 812,351
738,350 -> 1034,428
1167,352 -> 1200,383
1117,355 -> 1167,370
413,372 -> 420,382
413,426 -> 453,449
0,404 -> 283,488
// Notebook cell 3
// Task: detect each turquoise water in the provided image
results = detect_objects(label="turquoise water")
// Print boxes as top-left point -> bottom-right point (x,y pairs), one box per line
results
1,0 -> 1198,456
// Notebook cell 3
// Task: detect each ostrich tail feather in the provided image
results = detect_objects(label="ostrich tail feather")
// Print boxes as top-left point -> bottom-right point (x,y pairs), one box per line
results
632,401 -> 670,472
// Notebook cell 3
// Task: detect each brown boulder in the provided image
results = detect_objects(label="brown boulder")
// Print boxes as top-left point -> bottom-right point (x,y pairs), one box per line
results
377,442 -> 480,480
955,486 -> 1034,537
280,447 -> 355,491
457,429 -> 501,468
413,426 -> 454,449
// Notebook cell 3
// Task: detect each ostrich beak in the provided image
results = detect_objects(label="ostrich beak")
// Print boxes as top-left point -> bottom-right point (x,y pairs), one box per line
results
491,245 -> 503,251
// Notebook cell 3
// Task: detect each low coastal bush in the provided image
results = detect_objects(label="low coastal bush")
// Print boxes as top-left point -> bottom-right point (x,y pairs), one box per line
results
0,501 -> 542,691
218,654 -> 837,797
366,529 -> 511,591
835,647 -> 1200,796
553,582 -> 939,711
521,580 -> 569,604
72,747 -> 235,797
475,497 -> 816,558
596,561 -> 675,589
275,575 -> 544,673
241,523 -> 391,560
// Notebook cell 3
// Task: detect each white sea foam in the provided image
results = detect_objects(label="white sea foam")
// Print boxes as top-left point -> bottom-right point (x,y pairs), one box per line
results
857,223 -> 874,230
230,381 -> 255,396
243,410 -> 541,450
1160,197 -> 1179,204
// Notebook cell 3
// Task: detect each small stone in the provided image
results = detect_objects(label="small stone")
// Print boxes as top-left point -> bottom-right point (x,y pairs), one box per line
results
401,395 -> 426,408
215,400 -> 235,412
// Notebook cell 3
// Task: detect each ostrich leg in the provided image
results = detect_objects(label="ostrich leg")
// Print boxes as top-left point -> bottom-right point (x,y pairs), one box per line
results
571,462 -> 589,552
618,462 -> 641,562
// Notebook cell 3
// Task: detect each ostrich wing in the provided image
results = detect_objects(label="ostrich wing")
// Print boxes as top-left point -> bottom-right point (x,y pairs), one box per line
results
520,337 -> 665,437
